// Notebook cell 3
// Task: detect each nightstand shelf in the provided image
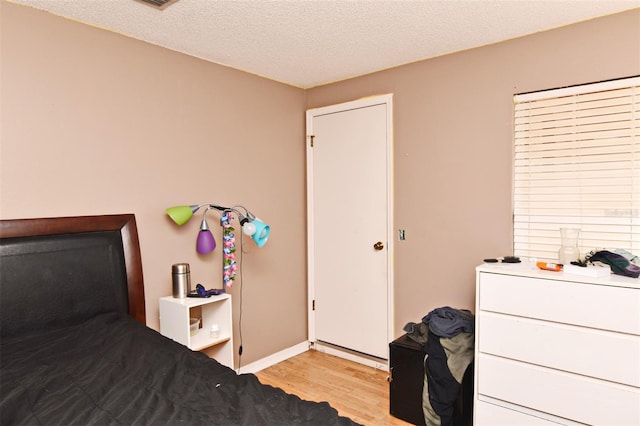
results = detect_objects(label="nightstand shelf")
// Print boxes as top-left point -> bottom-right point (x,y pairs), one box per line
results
159,294 -> 233,368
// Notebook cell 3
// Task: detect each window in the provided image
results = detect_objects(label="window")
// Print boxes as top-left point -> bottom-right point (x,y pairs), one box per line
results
513,76 -> 639,262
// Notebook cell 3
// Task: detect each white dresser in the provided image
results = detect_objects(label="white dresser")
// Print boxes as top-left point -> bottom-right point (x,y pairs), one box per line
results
474,263 -> 640,425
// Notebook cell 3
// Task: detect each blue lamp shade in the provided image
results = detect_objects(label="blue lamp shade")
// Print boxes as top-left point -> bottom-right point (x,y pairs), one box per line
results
196,230 -> 216,254
251,219 -> 270,248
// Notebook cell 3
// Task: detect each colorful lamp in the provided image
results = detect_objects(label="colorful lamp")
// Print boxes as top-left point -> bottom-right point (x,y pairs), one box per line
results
196,209 -> 216,254
166,203 -> 270,249
250,219 -> 270,248
166,205 -> 199,226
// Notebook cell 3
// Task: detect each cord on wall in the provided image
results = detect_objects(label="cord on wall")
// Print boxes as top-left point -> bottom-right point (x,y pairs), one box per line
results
236,230 -> 245,371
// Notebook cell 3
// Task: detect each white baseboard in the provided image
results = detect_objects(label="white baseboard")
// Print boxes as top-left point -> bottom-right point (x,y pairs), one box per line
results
237,341 -> 309,374
312,341 -> 388,371
235,340 -> 389,374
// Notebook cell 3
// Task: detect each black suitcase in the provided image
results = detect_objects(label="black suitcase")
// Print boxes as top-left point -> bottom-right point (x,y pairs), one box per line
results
389,334 -> 427,425
389,334 -> 474,425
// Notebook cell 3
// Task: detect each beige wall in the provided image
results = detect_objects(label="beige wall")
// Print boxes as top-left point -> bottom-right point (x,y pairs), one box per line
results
306,9 -> 640,335
1,1 -> 308,367
2,1 -> 639,366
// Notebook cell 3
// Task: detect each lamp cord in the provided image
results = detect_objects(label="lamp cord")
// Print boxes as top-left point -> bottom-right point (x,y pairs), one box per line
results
236,228 -> 245,373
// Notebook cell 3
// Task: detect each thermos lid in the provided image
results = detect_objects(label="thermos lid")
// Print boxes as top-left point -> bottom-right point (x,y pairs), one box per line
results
172,263 -> 190,274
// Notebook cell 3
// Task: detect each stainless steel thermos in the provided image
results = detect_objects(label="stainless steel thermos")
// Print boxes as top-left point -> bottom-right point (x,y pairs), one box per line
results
172,263 -> 191,298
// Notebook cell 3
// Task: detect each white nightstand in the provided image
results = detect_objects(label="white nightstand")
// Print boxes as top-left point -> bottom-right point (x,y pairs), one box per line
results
159,294 -> 233,368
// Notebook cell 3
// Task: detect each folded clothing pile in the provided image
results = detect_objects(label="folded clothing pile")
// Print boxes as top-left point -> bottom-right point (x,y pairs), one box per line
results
587,250 -> 640,278
404,307 -> 474,426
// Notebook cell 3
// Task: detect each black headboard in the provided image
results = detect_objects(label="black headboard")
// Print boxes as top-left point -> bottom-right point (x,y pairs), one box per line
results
0,214 -> 146,338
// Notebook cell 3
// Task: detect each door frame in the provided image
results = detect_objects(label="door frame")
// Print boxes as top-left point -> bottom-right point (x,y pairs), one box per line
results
305,94 -> 394,363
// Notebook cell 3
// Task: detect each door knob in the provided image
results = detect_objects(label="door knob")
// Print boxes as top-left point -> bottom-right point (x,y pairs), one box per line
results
373,241 -> 384,251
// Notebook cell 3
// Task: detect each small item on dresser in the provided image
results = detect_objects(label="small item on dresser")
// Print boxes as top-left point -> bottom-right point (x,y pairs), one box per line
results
210,323 -> 220,339
189,318 -> 200,336
172,263 -> 191,298
483,256 -> 521,263
586,250 -> 640,278
536,261 -> 563,272
197,283 -> 224,296
187,284 -> 224,297
563,263 -> 611,277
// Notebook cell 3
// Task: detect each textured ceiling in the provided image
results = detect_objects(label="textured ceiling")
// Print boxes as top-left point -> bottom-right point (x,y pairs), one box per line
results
9,0 -> 640,88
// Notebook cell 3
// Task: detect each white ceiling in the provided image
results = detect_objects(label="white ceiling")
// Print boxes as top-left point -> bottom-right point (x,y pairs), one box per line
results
10,0 -> 640,88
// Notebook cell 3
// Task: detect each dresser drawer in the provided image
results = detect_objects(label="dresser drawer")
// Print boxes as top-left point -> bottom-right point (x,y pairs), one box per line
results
475,400 -> 565,425
477,354 -> 640,425
478,312 -> 640,387
478,272 -> 640,334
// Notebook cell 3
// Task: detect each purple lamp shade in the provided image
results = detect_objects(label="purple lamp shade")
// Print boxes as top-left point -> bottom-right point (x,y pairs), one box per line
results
196,229 -> 216,254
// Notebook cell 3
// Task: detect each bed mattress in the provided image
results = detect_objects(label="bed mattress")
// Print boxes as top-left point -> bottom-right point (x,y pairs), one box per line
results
1,312 -> 356,425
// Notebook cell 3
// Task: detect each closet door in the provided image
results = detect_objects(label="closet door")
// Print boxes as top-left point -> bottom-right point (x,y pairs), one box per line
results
306,95 -> 393,360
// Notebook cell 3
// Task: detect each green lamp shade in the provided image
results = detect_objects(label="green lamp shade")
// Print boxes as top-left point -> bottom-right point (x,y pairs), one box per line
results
166,205 -> 196,226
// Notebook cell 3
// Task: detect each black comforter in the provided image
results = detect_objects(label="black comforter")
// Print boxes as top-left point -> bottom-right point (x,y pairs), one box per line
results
0,312 -> 357,425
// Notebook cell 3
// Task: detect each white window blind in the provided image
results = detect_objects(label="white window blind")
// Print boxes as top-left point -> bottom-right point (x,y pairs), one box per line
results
513,76 -> 639,262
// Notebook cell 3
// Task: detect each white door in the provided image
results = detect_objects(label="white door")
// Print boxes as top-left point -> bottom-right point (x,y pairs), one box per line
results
306,95 -> 393,360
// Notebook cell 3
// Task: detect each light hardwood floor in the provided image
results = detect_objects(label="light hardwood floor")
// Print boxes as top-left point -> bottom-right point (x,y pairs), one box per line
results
254,349 -> 411,425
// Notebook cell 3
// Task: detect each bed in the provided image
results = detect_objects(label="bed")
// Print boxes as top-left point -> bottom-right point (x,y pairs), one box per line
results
0,214 -> 357,425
